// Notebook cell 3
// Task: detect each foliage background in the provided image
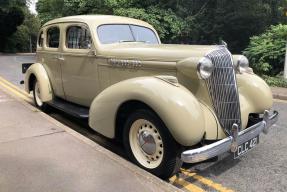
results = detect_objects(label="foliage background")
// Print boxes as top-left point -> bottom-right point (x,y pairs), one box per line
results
36,0 -> 286,53
0,0 -> 25,51
244,24 -> 287,76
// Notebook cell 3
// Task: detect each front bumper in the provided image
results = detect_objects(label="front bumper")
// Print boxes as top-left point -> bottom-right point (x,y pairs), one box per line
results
181,110 -> 279,163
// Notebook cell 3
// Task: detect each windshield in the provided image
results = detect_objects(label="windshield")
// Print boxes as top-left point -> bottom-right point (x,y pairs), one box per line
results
97,24 -> 159,44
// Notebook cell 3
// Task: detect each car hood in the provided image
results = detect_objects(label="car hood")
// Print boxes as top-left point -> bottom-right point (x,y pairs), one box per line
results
98,43 -> 220,62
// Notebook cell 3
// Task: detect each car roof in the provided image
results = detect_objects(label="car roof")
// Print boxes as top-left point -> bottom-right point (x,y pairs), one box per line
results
43,15 -> 154,29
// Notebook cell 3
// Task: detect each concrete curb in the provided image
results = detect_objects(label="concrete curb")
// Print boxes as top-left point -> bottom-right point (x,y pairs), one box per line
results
272,93 -> 287,100
0,84 -> 182,192
271,87 -> 287,101
0,53 -> 36,56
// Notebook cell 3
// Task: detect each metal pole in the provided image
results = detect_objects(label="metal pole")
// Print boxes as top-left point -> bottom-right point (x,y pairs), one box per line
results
29,35 -> 32,53
284,42 -> 287,79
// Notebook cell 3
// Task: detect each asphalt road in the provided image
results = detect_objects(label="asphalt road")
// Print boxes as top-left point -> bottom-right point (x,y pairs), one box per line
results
0,54 -> 286,192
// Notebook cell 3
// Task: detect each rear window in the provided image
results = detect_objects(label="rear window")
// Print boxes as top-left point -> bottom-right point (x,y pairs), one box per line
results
47,27 -> 60,48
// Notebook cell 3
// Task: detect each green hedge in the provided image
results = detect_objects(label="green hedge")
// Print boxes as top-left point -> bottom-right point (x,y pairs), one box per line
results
243,24 -> 287,76
262,75 -> 287,88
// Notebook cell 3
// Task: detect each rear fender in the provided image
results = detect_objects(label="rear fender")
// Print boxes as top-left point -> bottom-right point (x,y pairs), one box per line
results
89,77 -> 207,146
25,63 -> 53,102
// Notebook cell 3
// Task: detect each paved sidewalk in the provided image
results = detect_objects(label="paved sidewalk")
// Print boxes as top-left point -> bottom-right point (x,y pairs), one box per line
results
271,87 -> 287,100
0,87 -> 179,192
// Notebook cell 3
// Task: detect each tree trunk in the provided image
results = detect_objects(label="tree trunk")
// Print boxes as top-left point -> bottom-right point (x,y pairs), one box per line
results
284,42 -> 287,79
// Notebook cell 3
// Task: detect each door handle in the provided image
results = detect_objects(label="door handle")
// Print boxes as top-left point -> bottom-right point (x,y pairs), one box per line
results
56,55 -> 65,61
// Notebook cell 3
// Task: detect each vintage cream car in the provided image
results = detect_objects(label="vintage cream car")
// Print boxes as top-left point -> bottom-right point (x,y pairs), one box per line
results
23,15 -> 278,179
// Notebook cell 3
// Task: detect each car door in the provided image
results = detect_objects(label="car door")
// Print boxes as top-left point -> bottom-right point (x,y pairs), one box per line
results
60,23 -> 99,107
41,25 -> 65,98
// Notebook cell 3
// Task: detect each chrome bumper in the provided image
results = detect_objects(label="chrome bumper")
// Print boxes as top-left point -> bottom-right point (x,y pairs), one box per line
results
181,110 -> 279,163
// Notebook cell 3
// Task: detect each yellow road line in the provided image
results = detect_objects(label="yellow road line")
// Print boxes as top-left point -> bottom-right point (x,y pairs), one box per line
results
0,79 -> 32,102
181,169 -> 234,192
169,175 -> 206,192
0,75 -> 30,97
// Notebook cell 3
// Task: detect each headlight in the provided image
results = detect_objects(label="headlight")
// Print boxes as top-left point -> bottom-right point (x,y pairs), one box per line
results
237,55 -> 249,68
197,57 -> 214,79
236,55 -> 253,73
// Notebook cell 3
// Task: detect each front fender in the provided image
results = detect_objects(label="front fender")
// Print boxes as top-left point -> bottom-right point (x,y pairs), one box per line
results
238,73 -> 273,127
237,73 -> 273,111
25,63 -> 53,102
89,77 -> 207,146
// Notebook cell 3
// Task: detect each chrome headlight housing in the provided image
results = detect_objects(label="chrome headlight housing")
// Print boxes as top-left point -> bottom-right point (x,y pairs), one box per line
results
197,57 -> 214,79
237,55 -> 249,68
236,55 -> 253,73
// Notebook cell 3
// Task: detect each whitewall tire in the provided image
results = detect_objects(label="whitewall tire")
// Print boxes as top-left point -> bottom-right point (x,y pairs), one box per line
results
33,80 -> 49,112
123,109 -> 182,179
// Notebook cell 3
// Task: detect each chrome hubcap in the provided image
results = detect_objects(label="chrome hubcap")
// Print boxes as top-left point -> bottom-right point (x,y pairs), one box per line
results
129,119 -> 164,169
138,130 -> 156,155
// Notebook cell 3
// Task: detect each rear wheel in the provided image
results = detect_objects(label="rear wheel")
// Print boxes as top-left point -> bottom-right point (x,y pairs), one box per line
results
123,109 -> 182,179
33,80 -> 49,112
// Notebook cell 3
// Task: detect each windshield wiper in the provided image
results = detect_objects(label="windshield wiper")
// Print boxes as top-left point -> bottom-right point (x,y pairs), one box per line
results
118,40 -> 135,43
118,40 -> 150,43
135,40 -> 150,43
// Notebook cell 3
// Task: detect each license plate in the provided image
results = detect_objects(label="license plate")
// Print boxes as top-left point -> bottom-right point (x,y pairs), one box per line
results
234,135 -> 259,159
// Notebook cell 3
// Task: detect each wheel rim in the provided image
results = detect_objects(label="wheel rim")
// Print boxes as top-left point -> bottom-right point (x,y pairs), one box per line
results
34,82 -> 43,107
129,119 -> 164,169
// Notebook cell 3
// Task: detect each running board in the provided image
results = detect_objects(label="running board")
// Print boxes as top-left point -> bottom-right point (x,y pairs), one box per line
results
48,97 -> 89,119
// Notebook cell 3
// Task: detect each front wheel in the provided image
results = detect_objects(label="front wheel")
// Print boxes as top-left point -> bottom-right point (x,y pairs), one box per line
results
33,80 -> 49,112
123,109 -> 182,179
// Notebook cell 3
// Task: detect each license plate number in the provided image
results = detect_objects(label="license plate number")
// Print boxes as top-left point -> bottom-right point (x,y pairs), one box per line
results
234,136 -> 259,159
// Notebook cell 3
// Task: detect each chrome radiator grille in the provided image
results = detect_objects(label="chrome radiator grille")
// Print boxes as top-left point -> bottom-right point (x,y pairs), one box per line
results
205,47 -> 241,135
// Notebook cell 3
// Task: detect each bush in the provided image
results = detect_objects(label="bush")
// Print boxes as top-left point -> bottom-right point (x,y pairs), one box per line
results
262,75 -> 287,88
243,24 -> 287,76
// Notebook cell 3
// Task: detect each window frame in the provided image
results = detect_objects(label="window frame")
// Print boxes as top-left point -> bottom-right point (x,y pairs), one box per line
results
64,23 -> 93,52
37,30 -> 44,48
46,26 -> 61,49
96,24 -> 160,45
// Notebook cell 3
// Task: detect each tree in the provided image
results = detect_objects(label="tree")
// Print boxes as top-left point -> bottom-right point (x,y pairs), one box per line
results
0,0 -> 26,51
36,0 -> 65,23
5,10 -> 41,53
36,0 -> 286,53
180,0 -> 285,53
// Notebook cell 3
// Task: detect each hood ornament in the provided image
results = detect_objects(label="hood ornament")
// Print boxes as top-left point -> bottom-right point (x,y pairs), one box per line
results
220,40 -> 228,47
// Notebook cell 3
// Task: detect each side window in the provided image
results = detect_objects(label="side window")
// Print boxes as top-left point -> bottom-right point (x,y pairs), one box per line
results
47,27 -> 60,48
38,31 -> 43,47
66,26 -> 92,49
